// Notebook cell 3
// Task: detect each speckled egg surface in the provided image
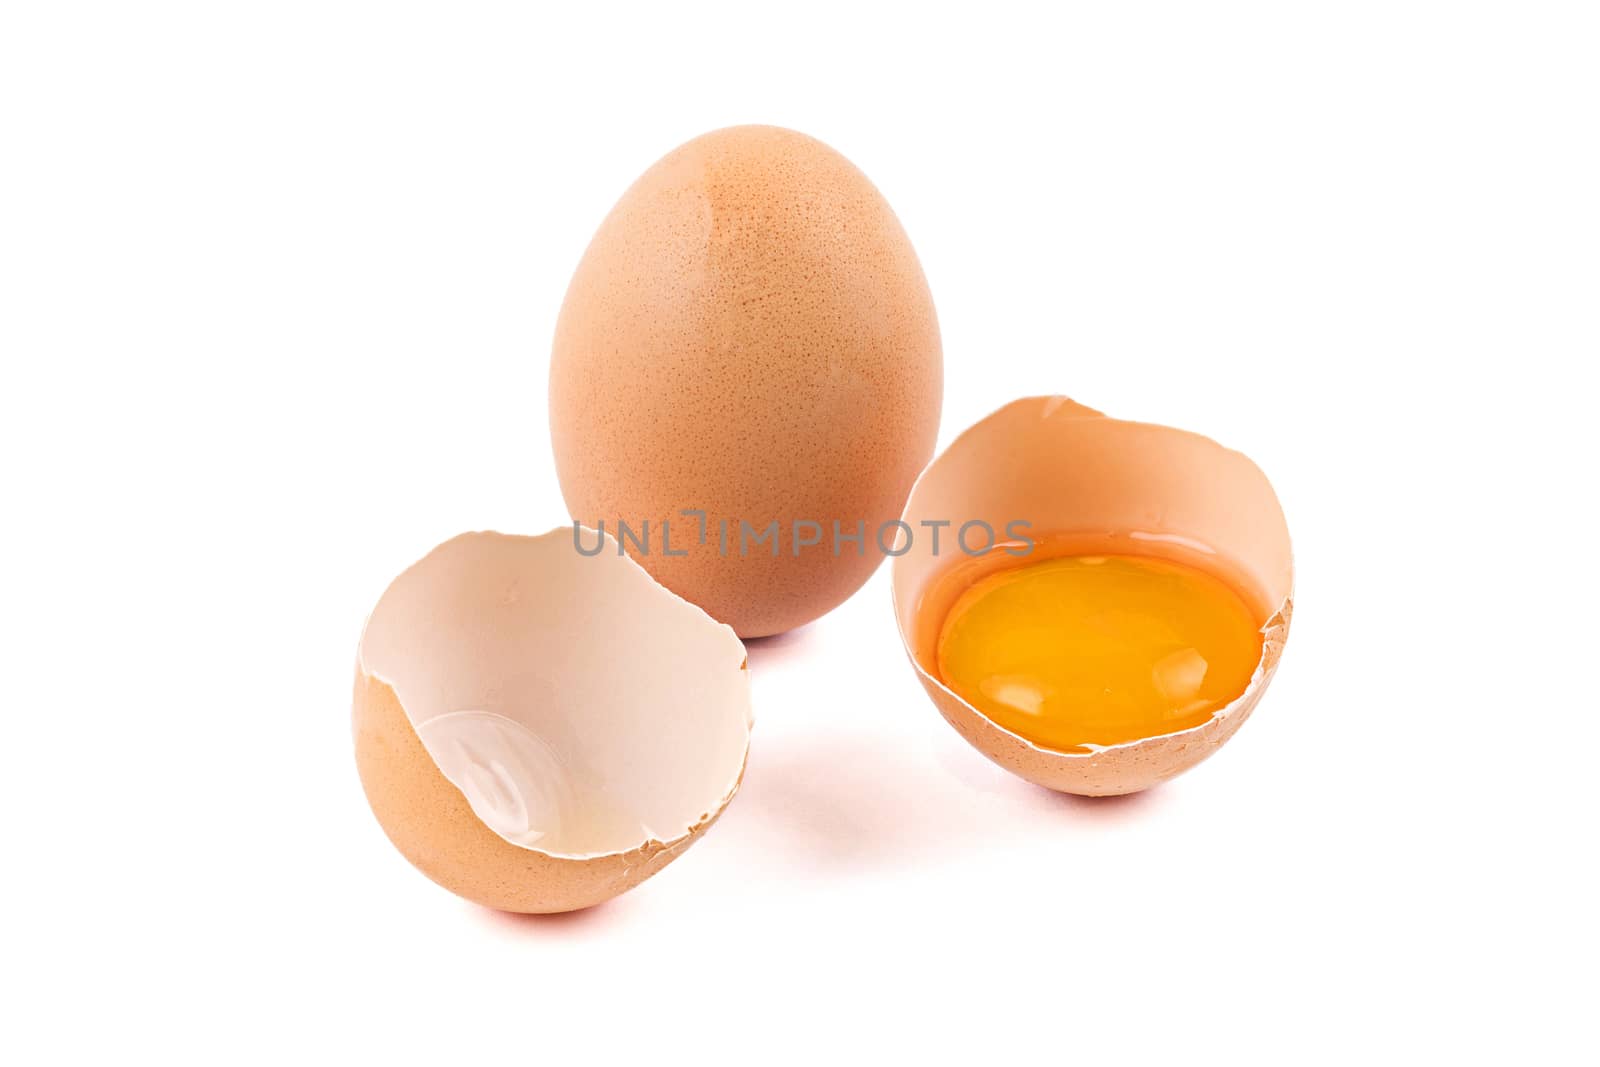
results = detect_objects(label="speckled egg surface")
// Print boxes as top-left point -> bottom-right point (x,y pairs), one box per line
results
550,125 -> 942,637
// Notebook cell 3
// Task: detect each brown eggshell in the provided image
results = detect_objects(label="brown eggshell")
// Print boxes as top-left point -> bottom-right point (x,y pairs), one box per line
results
550,125 -> 942,637
891,398 -> 1294,796
353,530 -> 752,913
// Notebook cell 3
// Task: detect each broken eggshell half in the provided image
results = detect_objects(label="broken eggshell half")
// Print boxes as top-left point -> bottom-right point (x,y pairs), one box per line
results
891,397 -> 1294,797
353,528 -> 752,913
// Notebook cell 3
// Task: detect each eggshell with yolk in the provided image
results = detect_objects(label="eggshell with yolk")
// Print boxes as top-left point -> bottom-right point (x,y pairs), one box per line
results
891,398 -> 1294,796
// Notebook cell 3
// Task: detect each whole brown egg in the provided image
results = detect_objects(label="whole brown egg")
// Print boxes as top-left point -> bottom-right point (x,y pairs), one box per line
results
550,125 -> 942,637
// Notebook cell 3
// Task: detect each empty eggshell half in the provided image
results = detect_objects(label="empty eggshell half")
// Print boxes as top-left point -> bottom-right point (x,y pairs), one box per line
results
353,529 -> 752,912
892,397 -> 1293,796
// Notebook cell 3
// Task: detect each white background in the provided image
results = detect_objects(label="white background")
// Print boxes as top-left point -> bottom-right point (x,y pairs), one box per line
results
4,2 -> 1596,1063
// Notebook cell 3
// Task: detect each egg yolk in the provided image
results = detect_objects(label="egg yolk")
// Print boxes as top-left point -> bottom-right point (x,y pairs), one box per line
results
935,554 -> 1263,754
